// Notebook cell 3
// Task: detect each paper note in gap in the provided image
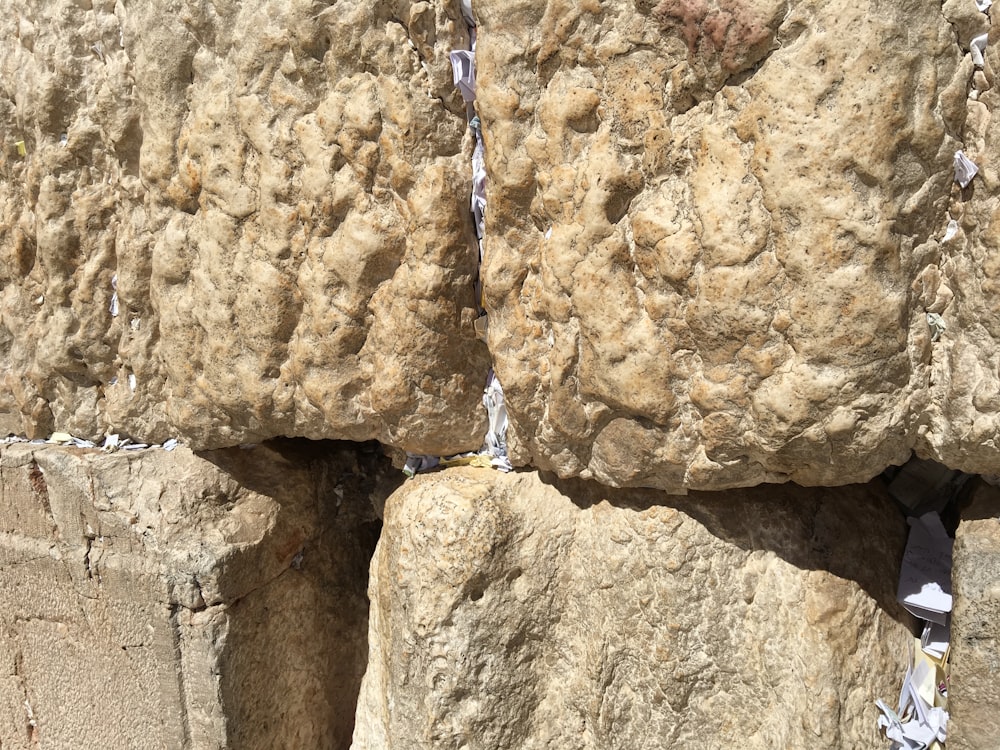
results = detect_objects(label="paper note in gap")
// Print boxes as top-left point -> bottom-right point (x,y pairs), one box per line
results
897,512 -> 953,625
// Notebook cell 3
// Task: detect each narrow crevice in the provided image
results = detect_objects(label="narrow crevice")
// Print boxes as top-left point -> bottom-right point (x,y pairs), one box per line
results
196,438 -> 396,749
401,1 -> 512,483
166,601 -> 194,748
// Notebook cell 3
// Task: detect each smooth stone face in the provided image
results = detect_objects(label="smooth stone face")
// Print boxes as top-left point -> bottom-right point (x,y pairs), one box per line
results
0,441 -> 391,748
0,0 -> 488,454
949,481 -> 1000,750
353,468 -> 913,750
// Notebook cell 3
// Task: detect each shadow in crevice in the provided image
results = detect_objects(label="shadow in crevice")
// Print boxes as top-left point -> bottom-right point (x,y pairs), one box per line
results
536,470 -> 914,627
195,438 -> 400,750
957,477 -> 1000,523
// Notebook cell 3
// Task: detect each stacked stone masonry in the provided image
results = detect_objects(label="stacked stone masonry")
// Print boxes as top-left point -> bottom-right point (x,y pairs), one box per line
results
2,0 -> 1000,748
1,0 -> 999,491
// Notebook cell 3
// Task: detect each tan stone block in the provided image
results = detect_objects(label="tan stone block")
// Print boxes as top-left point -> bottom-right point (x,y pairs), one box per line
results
353,468 -> 913,749
950,481 -> 1000,750
476,0 -> 972,489
0,442 -> 388,749
0,0 -> 487,454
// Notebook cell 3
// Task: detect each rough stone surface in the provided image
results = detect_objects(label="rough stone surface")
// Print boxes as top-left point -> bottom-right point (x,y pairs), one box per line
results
3,0 -> 1000,489
0,440 -> 392,749
353,468 -> 913,749
474,0 -> 987,490
0,0 -> 488,454
925,18 -> 1000,477
949,480 -> 1000,750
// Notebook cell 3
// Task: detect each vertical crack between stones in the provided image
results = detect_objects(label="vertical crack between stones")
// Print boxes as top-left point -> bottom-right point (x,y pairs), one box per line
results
167,600 -> 195,748
403,1 -> 511,480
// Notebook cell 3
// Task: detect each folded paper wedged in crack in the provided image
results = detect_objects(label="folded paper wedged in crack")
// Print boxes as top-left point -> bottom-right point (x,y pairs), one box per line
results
897,513 -> 954,625
954,150 -> 980,186
449,50 -> 477,102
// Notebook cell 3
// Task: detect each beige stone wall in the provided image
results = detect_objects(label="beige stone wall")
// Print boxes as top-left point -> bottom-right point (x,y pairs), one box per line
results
2,0 -> 999,490
473,0 -> 993,490
0,0 -> 488,455
3,0 -> 998,490
353,468 -> 914,749
949,481 -> 1000,749
0,441 -> 391,749
4,2 -> 999,745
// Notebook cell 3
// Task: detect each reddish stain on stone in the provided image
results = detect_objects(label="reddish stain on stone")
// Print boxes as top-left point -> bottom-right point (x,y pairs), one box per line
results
653,0 -> 775,72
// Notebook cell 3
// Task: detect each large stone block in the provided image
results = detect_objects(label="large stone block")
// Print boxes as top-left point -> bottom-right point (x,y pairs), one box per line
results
353,468 -> 913,749
922,25 -> 1000,477
0,0 -> 488,454
2,0 -> 999,493
949,481 -> 1000,749
0,441 -> 389,749
473,0 -> 989,489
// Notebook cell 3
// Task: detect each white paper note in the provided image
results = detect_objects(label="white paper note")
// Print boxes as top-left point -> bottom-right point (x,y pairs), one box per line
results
481,371 -> 511,471
921,619 -> 950,660
449,49 -> 477,101
109,274 -> 119,316
897,512 -> 953,625
460,0 -> 476,25
472,131 -> 487,238
971,33 -> 989,67
926,313 -> 947,343
954,150 -> 979,187
403,453 -> 439,478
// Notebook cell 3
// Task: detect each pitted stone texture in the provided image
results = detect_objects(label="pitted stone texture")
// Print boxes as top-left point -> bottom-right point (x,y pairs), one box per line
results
0,441 -> 390,749
919,30 -> 1000,477
474,0 -> 972,489
949,480 -> 1000,750
0,0 -> 487,453
352,468 -> 912,750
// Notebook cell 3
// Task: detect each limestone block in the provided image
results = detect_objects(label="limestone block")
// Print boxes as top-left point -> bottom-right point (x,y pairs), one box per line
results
949,481 -> 1000,749
0,0 -> 488,454
352,468 -> 913,749
0,441 -> 390,749
474,0 -> 975,489
919,37 -> 1000,477
3,0 -> 999,491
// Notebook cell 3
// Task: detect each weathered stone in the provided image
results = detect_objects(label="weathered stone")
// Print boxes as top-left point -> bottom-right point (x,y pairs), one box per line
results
0,440 -> 391,749
949,480 -> 1000,750
353,468 -> 913,749
6,1 -> 1000,746
473,0 -> 980,489
0,0 -> 488,454
3,0 -> 1000,491
920,26 -> 1000,478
